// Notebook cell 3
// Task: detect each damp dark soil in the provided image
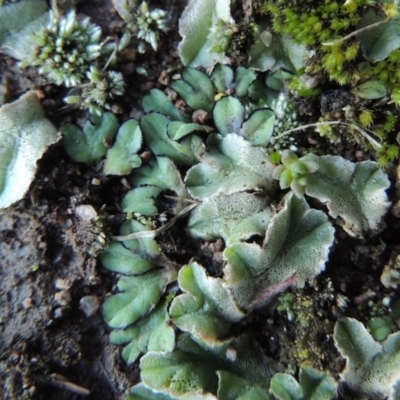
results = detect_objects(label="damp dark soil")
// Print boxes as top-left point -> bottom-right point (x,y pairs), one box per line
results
1,1 -> 400,399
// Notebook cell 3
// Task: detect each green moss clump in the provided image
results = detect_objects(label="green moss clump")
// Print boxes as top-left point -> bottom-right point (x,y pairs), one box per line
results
275,281 -> 341,370
259,0 -> 376,85
374,114 -> 399,166
258,1 -> 400,163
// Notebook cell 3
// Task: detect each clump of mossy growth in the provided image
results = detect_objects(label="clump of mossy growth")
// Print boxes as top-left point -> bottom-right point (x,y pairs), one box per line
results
276,279 -> 344,371
361,48 -> 400,106
357,297 -> 400,341
259,0 -> 400,103
259,1 -> 400,165
259,0 -> 377,85
375,114 -> 400,166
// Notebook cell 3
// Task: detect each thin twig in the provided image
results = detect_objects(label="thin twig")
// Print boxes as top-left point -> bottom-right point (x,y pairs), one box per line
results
35,373 -> 90,396
51,0 -> 61,19
351,124 -> 382,150
322,18 -> 390,46
101,36 -> 119,73
272,121 -> 342,139
162,195 -> 198,203
273,121 -> 382,150
112,202 -> 199,241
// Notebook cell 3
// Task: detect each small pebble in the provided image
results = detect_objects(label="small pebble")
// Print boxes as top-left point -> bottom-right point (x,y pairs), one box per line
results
192,109 -> 210,124
79,296 -> 100,317
55,278 -> 70,290
75,205 -> 98,221
91,178 -> 101,186
22,298 -> 33,309
53,308 -> 64,319
54,290 -> 71,306
158,69 -> 170,86
225,347 -> 237,362
111,103 -> 124,114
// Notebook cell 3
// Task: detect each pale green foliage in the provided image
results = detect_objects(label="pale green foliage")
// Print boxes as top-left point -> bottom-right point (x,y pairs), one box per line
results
171,68 -> 215,113
24,10 -> 102,86
357,8 -> 400,63
304,156 -> 390,237
121,186 -> 162,216
165,194 -> 333,342
237,108 -> 275,146
368,316 -> 392,341
218,371 -> 269,400
140,112 -> 205,166
95,62 -> 391,400
102,269 -> 175,329
224,194 -> 334,311
142,89 -> 189,122
187,192 -> 274,246
351,80 -> 387,99
0,91 -> 60,209
169,66 -> 290,145
113,0 -> 167,53
110,301 -> 174,365
273,152 -> 391,237
249,28 -> 308,72
177,0 -> 307,71
185,133 -> 277,199
101,219 -> 177,331
143,89 -> 211,154
101,240 -> 157,275
127,156 -> 189,215
334,317 -> 400,400
170,263 -> 245,344
100,220 -> 160,275
61,112 -> 118,164
270,373 -> 303,400
269,92 -> 299,140
134,1 -> 167,53
127,383 -> 176,399
0,0 -> 48,60
104,119 -> 142,176
272,150 -> 319,197
270,367 -> 337,400
167,121 -> 211,141
140,334 -> 274,399
211,65 -> 257,98
7,3 -> 126,114
178,0 -> 234,67
213,96 -> 245,136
